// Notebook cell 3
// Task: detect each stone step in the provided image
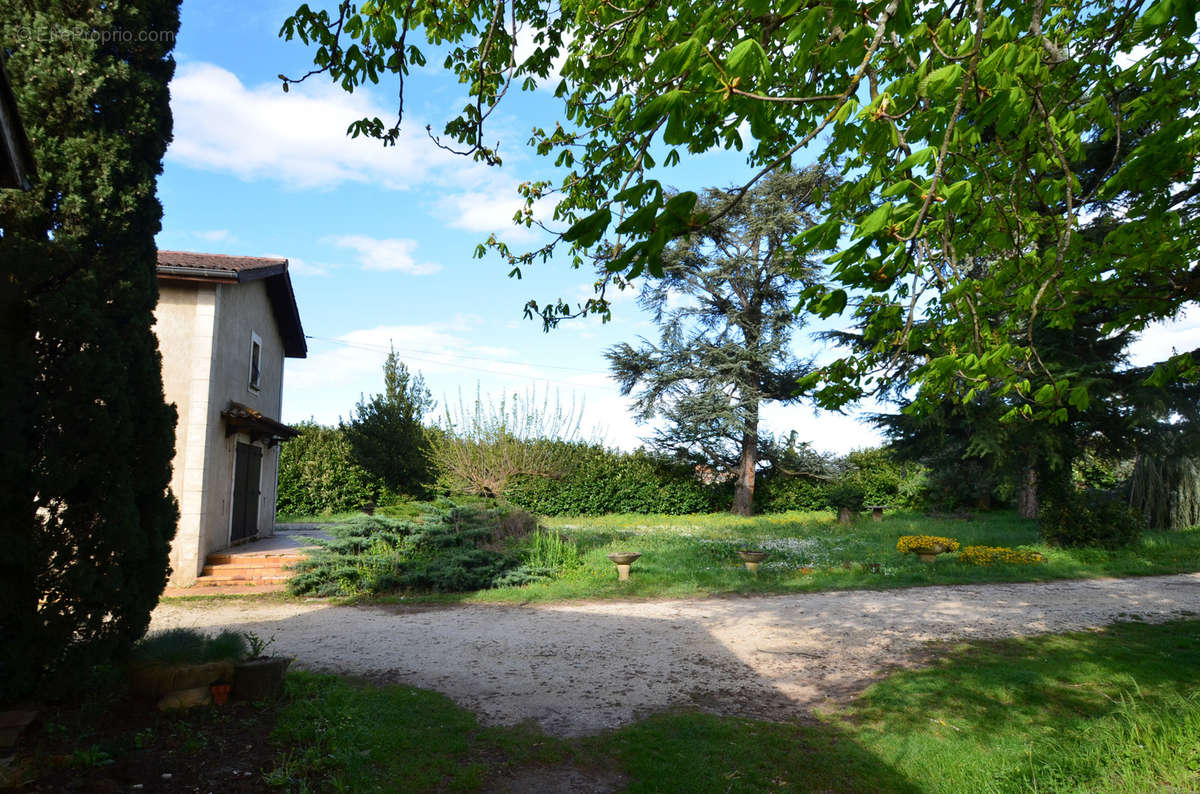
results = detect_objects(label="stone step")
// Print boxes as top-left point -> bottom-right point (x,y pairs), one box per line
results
200,561 -> 302,576
162,581 -> 287,597
206,552 -> 308,566
193,570 -> 295,584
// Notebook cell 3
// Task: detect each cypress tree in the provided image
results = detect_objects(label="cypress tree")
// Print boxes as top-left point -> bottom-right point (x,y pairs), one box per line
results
0,0 -> 180,700
341,347 -> 436,498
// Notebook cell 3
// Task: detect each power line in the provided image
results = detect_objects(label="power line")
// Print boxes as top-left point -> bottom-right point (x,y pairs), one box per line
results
303,334 -> 625,394
304,334 -> 608,374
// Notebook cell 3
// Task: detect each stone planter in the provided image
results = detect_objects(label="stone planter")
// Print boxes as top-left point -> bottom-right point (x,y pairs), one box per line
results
233,657 -> 292,701
128,661 -> 235,699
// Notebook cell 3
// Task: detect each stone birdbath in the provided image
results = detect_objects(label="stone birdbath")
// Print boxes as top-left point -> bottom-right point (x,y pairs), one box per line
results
737,550 -> 769,575
913,544 -> 947,563
607,552 -> 641,581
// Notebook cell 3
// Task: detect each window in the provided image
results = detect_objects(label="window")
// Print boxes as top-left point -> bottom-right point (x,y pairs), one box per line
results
249,333 -> 262,390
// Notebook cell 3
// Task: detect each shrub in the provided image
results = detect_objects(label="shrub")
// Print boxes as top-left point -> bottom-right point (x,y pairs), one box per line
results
1040,489 -> 1146,549
278,423 -> 381,516
288,501 -> 533,596
130,629 -> 249,667
957,545 -> 1046,566
505,445 -> 727,515
841,448 -> 929,509
827,480 -> 867,513
432,386 -> 585,497
755,476 -> 830,512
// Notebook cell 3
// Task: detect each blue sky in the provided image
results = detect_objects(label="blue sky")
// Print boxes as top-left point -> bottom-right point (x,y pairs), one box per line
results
156,2 -> 1196,455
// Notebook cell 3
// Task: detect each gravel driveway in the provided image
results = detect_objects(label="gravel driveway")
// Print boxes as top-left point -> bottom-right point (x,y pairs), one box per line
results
152,573 -> 1200,736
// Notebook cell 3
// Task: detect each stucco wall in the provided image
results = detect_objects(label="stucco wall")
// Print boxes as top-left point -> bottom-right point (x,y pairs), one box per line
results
206,279 -> 286,547
154,277 -> 288,585
153,282 -> 218,585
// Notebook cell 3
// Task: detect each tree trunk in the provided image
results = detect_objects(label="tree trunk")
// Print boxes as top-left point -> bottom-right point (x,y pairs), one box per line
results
1018,464 -> 1039,519
731,408 -> 759,517
1130,454 -> 1200,530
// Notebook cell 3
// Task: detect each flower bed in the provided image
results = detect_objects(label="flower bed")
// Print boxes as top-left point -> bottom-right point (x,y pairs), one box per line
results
957,545 -> 1046,566
896,535 -> 961,554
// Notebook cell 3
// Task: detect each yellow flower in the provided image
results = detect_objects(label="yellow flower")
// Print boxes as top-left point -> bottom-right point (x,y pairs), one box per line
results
896,535 -> 961,554
957,545 -> 1045,566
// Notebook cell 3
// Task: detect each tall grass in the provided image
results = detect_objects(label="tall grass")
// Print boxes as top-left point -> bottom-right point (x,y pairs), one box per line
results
524,528 -> 581,572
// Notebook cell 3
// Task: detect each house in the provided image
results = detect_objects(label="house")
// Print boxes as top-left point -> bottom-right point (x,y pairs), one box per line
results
153,251 -> 307,586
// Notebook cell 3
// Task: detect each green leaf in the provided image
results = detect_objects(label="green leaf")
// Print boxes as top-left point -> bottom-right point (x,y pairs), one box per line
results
615,203 -> 658,235
651,38 -> 703,78
881,179 -> 915,198
919,64 -> 963,97
855,202 -> 894,237
726,39 -> 767,78
811,289 -> 848,317
613,180 -> 659,206
661,191 -> 698,221
562,208 -> 612,247
896,147 -> 937,172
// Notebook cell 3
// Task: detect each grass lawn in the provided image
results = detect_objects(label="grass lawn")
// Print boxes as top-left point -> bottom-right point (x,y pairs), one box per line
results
362,508 -> 1200,605
20,619 -> 1198,792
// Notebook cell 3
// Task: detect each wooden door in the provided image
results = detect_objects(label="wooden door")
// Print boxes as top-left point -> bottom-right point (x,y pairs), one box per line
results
231,442 -> 262,543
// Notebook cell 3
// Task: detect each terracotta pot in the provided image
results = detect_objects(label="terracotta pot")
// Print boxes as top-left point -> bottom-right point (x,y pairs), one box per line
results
210,683 -> 232,706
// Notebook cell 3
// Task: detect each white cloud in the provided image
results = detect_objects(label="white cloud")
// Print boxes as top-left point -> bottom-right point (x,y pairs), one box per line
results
436,185 -> 557,244
512,29 -> 572,94
283,320 -> 622,429
193,229 -> 233,242
168,62 -> 493,191
274,255 -> 332,278
1127,305 -> 1200,367
328,235 -> 442,275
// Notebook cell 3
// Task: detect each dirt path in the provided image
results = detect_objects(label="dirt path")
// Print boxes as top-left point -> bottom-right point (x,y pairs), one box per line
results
152,574 -> 1200,736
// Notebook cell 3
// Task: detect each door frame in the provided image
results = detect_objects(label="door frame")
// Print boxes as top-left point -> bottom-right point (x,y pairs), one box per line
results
229,438 -> 263,545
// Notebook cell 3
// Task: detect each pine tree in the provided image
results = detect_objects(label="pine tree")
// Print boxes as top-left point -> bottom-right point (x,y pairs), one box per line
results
341,347 -> 436,498
606,168 -> 832,515
0,0 -> 180,700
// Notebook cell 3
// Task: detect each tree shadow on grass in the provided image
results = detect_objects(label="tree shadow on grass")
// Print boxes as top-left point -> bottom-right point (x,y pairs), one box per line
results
850,618 -> 1200,734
